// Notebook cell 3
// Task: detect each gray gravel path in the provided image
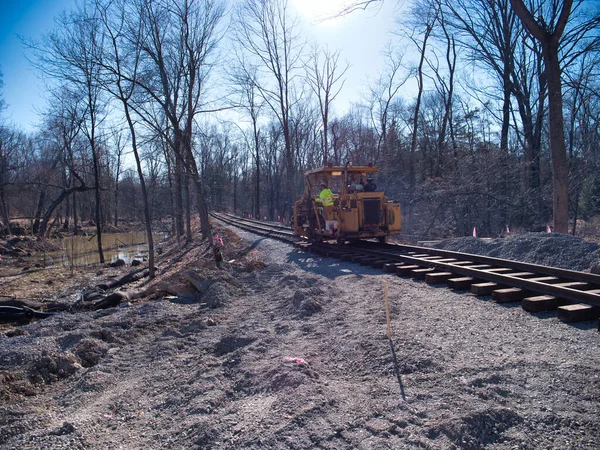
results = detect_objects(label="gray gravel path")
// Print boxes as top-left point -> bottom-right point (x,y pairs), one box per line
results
1,228 -> 599,449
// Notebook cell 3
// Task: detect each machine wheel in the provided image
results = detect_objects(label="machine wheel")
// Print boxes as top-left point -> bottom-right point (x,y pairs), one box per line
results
377,236 -> 387,243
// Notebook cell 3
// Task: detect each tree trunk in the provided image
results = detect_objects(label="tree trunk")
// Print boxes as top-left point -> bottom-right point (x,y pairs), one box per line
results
38,186 -> 94,237
91,146 -> 104,263
122,99 -> 155,279
0,188 -> 11,236
32,190 -> 46,235
192,175 -> 211,241
72,191 -> 78,235
184,169 -> 192,242
544,44 -> 569,233
510,0 -> 572,233
175,157 -> 184,238
253,120 -> 261,219
408,23 -> 432,234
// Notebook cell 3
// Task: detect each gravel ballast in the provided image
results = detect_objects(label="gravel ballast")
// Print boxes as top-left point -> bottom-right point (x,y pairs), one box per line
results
1,228 -> 599,449
432,232 -> 600,273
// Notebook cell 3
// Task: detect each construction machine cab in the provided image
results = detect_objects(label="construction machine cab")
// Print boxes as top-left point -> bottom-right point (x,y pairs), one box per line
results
293,164 -> 401,243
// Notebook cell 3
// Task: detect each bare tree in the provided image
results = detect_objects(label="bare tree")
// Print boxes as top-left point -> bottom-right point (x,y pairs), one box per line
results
331,0 -> 383,17
49,88 -> 86,235
130,0 -> 225,242
443,0 -> 519,153
408,2 -> 438,189
235,0 -> 304,215
94,0 -> 158,277
367,46 -> 411,163
0,127 -> 28,234
34,90 -> 86,237
29,7 -> 107,260
306,45 -> 349,165
510,0 -> 572,232
230,61 -> 264,219
110,132 -> 126,228
0,69 -> 15,233
432,3 -> 458,175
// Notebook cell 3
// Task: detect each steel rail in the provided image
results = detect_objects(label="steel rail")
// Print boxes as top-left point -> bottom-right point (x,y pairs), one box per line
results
343,242 -> 600,306
213,212 -> 600,308
356,241 -> 600,285
218,212 -> 292,232
211,212 -> 296,242
395,254 -> 600,306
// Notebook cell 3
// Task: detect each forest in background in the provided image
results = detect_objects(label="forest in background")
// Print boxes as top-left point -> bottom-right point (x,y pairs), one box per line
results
0,0 -> 599,250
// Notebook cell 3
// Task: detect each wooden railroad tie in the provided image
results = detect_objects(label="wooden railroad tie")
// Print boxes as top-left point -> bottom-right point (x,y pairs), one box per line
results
411,267 -> 436,280
553,281 -> 589,289
471,282 -> 504,296
485,268 -> 514,274
522,295 -> 567,313
447,277 -> 474,290
492,287 -> 531,303
432,258 -> 460,263
528,276 -> 560,283
463,264 -> 492,270
557,304 -> 600,323
371,259 -> 393,269
506,272 -> 536,278
396,265 -> 421,276
384,262 -> 404,273
425,272 -> 454,285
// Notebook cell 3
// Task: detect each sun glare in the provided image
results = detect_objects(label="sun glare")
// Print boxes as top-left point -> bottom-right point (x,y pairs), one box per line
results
291,0 -> 351,22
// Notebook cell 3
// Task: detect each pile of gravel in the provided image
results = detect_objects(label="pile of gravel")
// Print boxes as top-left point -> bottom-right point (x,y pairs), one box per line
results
432,232 -> 600,273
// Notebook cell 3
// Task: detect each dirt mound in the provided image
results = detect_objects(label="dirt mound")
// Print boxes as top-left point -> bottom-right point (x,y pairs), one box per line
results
433,232 -> 600,272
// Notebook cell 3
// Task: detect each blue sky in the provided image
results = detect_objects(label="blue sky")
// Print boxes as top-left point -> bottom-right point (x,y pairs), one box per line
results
0,0 -> 403,132
0,0 -> 76,130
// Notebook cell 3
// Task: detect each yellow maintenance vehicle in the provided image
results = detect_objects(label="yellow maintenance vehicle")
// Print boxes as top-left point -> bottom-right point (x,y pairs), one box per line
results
293,164 -> 401,243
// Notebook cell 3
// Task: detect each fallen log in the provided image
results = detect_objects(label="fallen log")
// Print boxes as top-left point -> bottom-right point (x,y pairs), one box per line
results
91,292 -> 127,310
96,267 -> 150,291
0,273 -> 151,323
0,305 -> 56,322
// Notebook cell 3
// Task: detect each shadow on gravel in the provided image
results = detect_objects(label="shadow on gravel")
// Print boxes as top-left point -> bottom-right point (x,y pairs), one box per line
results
239,238 -> 268,257
493,302 -> 522,309
286,250 -> 387,280
388,340 -> 407,401
571,321 -> 598,331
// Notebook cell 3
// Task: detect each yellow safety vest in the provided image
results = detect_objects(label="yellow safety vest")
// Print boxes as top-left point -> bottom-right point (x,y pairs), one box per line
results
318,188 -> 334,207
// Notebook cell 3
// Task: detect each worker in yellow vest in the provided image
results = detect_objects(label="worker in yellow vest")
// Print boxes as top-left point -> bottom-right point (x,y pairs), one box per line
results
316,180 -> 334,219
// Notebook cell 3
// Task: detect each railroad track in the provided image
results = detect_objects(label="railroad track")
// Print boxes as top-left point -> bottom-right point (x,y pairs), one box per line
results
212,212 -> 600,327
211,212 -> 295,241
